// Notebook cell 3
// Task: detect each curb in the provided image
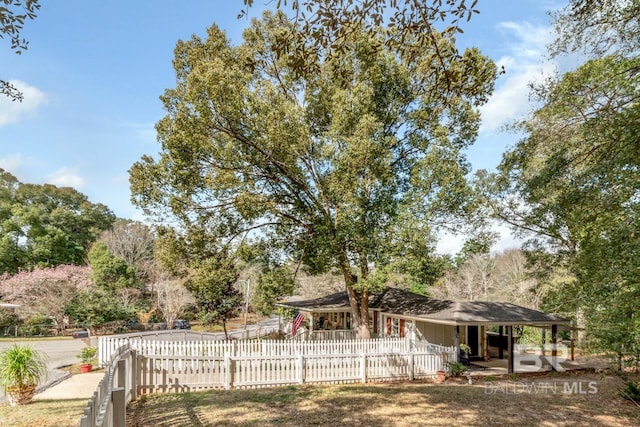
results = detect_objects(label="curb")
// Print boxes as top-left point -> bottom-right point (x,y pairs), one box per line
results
35,368 -> 72,394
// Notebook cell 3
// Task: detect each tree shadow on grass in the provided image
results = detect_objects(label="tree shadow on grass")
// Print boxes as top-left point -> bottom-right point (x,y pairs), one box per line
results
127,376 -> 640,427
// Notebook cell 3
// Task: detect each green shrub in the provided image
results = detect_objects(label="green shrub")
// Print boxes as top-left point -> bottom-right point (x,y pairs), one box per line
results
77,346 -> 97,365
448,362 -> 467,377
0,344 -> 47,391
618,380 -> 640,402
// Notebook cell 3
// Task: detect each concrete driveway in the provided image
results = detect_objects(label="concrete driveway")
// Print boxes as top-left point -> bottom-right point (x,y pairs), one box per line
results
0,337 -> 97,402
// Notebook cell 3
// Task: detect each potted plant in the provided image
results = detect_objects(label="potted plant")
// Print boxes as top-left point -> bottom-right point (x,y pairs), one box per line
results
0,344 -> 48,406
460,343 -> 471,359
77,346 -> 97,373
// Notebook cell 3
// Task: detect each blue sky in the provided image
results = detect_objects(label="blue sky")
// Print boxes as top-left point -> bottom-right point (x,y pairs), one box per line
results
0,0 -> 567,253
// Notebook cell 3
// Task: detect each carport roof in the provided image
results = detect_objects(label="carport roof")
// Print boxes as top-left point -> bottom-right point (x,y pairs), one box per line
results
278,287 -> 569,326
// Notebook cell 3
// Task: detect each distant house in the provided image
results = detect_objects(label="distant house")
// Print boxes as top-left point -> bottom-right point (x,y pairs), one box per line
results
278,287 -> 570,373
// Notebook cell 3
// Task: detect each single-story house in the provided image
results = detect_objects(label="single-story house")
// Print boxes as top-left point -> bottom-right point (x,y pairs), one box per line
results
278,287 -> 571,373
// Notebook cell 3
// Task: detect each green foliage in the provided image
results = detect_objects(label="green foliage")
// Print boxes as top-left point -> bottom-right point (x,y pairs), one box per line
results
19,313 -> 54,337
64,288 -> 134,332
154,225 -> 243,332
385,218 -> 453,294
551,0 -> 640,57
189,255 -> 242,328
516,326 -> 543,346
447,362 -> 467,377
0,344 -> 47,391
87,241 -> 139,291
0,169 -> 115,274
97,219 -> 156,285
130,11 -> 495,336
0,0 -> 40,101
485,4 -> 640,357
618,380 -> 640,402
254,266 -> 296,315
459,343 -> 471,357
454,232 -> 498,267
241,0 -> 481,85
77,346 -> 97,365
0,308 -> 20,329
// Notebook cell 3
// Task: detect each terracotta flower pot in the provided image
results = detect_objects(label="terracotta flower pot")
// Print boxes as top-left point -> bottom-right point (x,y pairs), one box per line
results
436,370 -> 447,384
80,363 -> 93,373
6,384 -> 37,406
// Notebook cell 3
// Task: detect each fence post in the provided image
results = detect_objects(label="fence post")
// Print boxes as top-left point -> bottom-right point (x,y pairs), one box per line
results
224,356 -> 232,390
117,358 -> 126,388
360,354 -> 366,384
408,353 -> 414,381
297,355 -> 304,384
86,398 -> 95,425
112,387 -> 126,427
130,350 -> 137,401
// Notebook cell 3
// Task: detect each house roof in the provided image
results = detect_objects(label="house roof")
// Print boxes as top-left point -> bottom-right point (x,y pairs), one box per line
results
278,287 -> 569,326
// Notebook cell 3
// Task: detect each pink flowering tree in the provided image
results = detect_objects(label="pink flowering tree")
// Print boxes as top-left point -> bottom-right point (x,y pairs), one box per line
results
0,265 -> 93,334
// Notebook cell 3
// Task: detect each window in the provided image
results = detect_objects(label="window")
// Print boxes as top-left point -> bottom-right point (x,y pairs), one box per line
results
391,318 -> 400,336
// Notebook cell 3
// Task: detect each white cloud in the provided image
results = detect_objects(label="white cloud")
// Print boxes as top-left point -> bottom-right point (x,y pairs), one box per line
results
0,80 -> 47,126
0,152 -> 32,174
436,234 -> 465,256
490,223 -> 523,255
479,21 -> 556,133
498,21 -> 553,60
46,167 -> 86,189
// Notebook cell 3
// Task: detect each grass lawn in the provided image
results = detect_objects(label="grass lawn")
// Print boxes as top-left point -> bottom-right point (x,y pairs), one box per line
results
0,398 -> 87,426
125,371 -> 639,427
0,372 -> 637,427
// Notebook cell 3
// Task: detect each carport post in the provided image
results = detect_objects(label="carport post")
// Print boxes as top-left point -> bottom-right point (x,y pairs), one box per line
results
498,326 -> 504,360
541,328 -> 546,356
507,326 -> 514,374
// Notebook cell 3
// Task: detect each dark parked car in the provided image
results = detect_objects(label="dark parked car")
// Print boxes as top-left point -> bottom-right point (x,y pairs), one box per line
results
72,330 -> 89,338
172,319 -> 191,329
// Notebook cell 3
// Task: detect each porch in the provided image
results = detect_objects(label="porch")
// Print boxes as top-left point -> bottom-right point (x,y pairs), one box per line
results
278,287 -> 572,374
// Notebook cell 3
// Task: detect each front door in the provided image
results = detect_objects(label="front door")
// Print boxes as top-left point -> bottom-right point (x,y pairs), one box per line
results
467,325 -> 479,359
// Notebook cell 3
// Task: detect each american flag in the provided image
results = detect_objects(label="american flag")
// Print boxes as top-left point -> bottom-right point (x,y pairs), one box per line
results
291,311 -> 304,337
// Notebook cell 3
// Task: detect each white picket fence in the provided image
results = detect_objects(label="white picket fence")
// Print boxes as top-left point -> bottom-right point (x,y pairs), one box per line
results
96,337 -> 455,393
98,336 -> 449,367
80,344 -> 137,427
83,337 -> 455,425
136,349 -> 455,393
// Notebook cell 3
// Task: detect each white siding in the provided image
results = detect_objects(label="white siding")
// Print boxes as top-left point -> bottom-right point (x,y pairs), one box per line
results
415,321 -> 456,347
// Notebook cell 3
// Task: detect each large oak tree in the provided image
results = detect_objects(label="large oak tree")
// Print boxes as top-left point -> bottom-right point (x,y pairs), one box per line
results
130,11 -> 495,337
0,168 -> 116,273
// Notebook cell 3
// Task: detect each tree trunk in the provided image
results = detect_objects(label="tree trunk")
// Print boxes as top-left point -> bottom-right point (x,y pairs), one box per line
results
339,252 -> 371,339
223,318 -> 229,340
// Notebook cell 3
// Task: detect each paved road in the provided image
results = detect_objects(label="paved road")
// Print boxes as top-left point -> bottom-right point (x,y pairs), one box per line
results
1,317 -> 281,401
0,337 -> 98,401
